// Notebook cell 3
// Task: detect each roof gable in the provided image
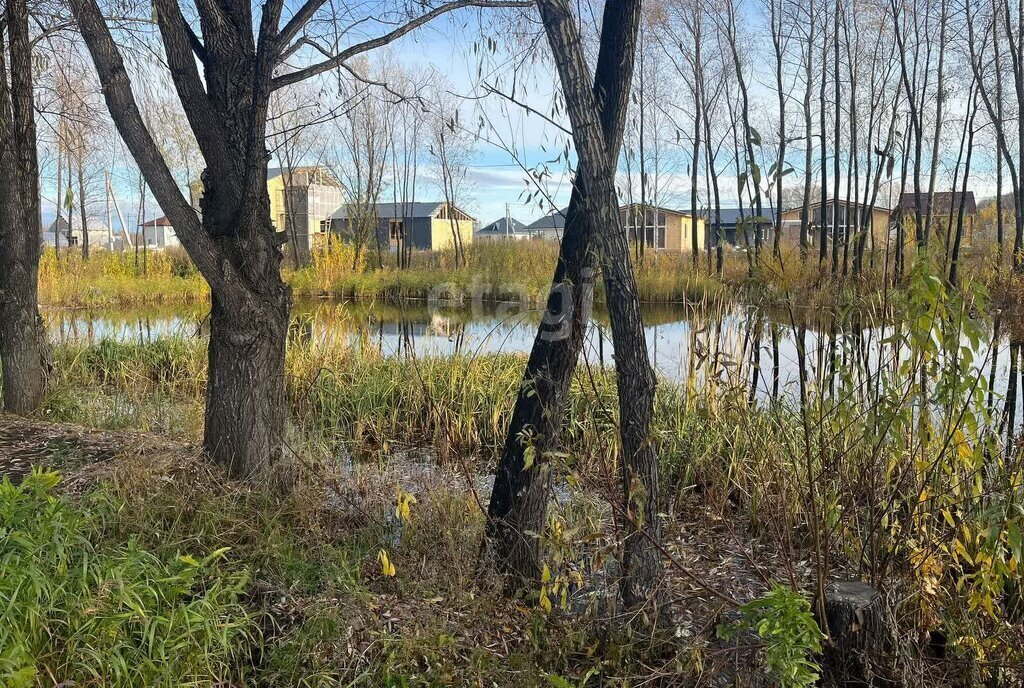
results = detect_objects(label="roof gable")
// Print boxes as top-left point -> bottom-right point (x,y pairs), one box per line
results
478,217 -> 527,234
330,202 -> 475,222
526,209 -> 566,230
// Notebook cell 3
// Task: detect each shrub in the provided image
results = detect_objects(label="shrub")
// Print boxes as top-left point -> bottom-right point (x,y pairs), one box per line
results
0,469 -> 257,687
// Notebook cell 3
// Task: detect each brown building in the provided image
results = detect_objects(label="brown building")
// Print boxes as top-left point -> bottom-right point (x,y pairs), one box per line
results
620,204 -> 705,253
779,199 -> 891,247
896,192 -> 978,244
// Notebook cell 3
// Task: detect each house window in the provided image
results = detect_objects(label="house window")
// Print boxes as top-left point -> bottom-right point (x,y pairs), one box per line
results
389,220 -> 404,241
622,207 -> 667,250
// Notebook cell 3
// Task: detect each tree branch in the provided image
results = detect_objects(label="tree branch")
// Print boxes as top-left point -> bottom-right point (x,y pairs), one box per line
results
270,0 -> 530,90
68,0 -> 242,301
183,19 -> 207,62
153,0 -> 228,162
274,0 -> 329,56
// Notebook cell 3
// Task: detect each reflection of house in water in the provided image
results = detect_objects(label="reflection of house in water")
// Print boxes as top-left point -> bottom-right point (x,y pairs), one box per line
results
379,320 -> 429,338
429,313 -> 463,338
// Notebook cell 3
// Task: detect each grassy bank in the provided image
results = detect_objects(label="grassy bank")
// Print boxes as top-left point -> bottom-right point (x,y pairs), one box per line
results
3,427 -> 672,687
39,247 -> 208,308
9,265 -> 1024,685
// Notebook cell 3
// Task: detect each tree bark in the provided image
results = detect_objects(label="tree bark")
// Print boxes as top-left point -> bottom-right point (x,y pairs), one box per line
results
537,0 -> 663,610
205,290 -> 293,486
486,0 -> 640,583
0,0 -> 47,414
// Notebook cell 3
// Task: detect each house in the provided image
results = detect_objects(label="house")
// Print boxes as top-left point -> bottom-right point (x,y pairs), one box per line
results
897,192 -> 978,243
620,203 -> 705,253
703,208 -> 778,248
267,166 -> 345,257
42,216 -> 113,250
476,216 -> 529,241
779,200 -> 890,246
330,201 -> 476,252
136,216 -> 180,250
190,165 -> 345,258
524,211 -> 565,241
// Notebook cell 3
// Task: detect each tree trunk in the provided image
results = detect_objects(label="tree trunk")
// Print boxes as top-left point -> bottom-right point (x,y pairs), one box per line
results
818,581 -> 897,687
0,0 -> 47,414
486,0 -> 640,583
205,290 -> 293,487
78,156 -> 90,260
537,0 -> 663,610
799,0 -> 816,263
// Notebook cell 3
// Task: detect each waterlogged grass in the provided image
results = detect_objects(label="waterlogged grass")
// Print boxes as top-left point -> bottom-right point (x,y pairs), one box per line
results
44,332 -> 719,467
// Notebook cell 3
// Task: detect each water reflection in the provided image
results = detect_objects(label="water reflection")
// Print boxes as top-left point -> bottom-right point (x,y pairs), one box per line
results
43,299 -> 1024,429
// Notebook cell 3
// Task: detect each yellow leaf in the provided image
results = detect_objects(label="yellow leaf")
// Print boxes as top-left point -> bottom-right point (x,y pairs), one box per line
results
395,489 -> 417,524
522,446 -> 536,472
539,587 -> 552,613
378,549 -> 396,577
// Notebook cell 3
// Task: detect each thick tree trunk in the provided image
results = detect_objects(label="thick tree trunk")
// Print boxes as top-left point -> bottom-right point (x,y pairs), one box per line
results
205,291 -> 293,487
485,0 -> 640,583
537,0 -> 663,610
0,0 -> 47,414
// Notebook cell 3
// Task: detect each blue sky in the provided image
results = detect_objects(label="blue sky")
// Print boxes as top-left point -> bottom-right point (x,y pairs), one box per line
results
40,1 -> 1004,232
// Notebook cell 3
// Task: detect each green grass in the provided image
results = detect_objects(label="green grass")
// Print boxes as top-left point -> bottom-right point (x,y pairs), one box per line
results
0,469 -> 256,687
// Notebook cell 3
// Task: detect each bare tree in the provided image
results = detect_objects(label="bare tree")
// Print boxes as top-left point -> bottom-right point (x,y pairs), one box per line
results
427,83 -> 475,267
268,82 -> 331,267
797,0 -> 817,262
70,0 -> 528,485
0,0 -> 48,413
331,58 -> 393,269
536,0 -> 664,610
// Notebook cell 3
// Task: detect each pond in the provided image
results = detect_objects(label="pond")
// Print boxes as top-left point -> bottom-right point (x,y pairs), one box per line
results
42,297 -> 1024,426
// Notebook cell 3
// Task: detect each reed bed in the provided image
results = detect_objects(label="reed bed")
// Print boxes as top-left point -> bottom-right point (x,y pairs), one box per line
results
39,247 -> 208,307
37,234 -> 1021,314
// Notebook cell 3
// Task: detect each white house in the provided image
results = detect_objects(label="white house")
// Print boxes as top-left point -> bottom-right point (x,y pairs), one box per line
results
136,216 -> 180,250
42,216 -> 113,250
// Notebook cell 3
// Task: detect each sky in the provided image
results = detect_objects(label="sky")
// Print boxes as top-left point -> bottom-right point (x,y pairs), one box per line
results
37,0 -> 1007,232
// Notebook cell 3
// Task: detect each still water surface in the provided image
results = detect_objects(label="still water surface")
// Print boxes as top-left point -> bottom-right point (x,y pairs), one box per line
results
43,298 -> 1024,418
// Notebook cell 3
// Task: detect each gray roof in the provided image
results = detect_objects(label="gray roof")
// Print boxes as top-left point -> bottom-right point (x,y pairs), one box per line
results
706,208 -> 777,225
44,216 -> 111,234
525,210 -> 566,231
477,216 -> 527,235
330,201 -> 474,221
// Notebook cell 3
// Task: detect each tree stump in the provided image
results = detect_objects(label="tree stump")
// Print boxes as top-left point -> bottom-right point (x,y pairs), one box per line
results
818,581 -> 897,687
